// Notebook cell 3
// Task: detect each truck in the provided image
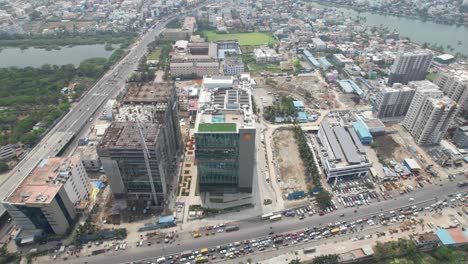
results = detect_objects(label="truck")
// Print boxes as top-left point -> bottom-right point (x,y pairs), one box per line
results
458,181 -> 468,187
200,248 -> 209,255
225,225 -> 240,232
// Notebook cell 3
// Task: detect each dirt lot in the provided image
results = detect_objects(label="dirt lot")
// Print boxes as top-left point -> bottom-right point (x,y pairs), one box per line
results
374,134 -> 403,160
256,72 -> 337,110
273,129 -> 307,194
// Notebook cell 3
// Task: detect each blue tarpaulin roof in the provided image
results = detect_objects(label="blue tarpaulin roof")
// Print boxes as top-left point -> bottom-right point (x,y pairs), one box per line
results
293,100 -> 305,108
297,112 -> 308,122
91,181 -> 104,189
158,215 -> 175,224
435,229 -> 456,245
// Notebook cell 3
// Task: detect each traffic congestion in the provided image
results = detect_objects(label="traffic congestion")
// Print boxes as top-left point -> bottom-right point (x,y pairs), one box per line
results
133,191 -> 467,264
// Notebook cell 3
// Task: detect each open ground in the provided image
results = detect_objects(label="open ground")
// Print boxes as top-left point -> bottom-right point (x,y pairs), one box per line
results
273,129 -> 308,196
201,31 -> 277,46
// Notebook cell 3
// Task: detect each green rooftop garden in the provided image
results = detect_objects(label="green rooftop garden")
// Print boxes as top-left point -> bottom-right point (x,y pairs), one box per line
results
198,123 -> 237,133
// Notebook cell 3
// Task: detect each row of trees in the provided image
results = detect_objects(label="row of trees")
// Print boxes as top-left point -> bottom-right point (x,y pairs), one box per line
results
374,239 -> 467,263
292,125 -> 320,186
292,125 -> 333,209
288,254 -> 339,264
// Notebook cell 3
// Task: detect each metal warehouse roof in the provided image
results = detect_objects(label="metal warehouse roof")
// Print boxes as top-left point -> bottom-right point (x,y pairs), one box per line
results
321,122 -> 344,161
347,127 -> 366,154
333,126 -> 360,164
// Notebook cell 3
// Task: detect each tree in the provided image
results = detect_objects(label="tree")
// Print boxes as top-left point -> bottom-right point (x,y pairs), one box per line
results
316,190 -> 332,209
0,162 -> 8,173
29,10 -> 41,20
312,254 -> 339,264
289,259 -> 301,264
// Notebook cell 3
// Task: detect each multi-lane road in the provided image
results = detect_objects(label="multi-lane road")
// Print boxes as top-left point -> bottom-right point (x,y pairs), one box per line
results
0,13 -> 180,216
55,181 -> 466,264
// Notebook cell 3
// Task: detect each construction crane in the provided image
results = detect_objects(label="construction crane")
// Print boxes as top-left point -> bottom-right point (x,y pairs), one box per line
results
136,120 -> 160,206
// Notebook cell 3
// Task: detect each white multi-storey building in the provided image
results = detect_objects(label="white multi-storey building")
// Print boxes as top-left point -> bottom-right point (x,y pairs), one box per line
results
316,122 -> 372,181
374,83 -> 416,121
387,50 -> 433,86
2,157 -> 90,236
402,81 -> 457,146
434,68 -> 468,111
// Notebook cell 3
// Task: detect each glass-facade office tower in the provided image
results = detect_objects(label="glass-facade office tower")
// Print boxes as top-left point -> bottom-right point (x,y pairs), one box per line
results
195,124 -> 255,193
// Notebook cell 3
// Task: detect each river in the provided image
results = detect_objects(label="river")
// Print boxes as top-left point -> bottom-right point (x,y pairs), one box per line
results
0,44 -> 115,68
314,3 -> 468,56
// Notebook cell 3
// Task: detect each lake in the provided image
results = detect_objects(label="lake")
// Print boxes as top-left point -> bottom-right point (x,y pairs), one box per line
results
314,3 -> 468,56
0,44 -> 115,68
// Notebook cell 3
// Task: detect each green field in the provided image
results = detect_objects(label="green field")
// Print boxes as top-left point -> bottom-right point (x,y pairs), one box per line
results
426,72 -> 437,81
198,123 -> 237,132
201,31 -> 277,46
147,49 -> 161,61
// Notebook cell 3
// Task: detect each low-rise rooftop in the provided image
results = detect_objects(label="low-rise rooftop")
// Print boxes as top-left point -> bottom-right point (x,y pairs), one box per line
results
6,157 -> 80,204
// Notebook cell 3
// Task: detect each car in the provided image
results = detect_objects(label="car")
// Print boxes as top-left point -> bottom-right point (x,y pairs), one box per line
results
340,214 -> 345,217
283,242 -> 289,246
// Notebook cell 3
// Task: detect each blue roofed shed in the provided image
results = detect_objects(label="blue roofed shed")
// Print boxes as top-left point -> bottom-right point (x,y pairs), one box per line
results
158,215 -> 175,225
293,100 -> 305,110
297,112 -> 308,122
434,228 -> 468,246
352,121 -> 373,144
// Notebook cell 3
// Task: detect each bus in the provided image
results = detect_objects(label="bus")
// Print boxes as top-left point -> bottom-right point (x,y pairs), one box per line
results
195,256 -> 209,263
269,214 -> 282,222
225,225 -> 240,232
303,247 -> 316,254
181,250 -> 192,258
262,213 -> 274,220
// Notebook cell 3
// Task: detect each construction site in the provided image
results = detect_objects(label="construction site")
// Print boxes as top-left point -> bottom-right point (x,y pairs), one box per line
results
91,81 -> 182,226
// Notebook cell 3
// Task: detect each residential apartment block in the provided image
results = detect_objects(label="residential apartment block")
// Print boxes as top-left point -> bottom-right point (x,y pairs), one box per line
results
434,68 -> 468,111
402,82 -> 457,146
452,126 -> 468,148
3,157 -> 90,237
195,87 -> 256,193
387,50 -> 433,86
374,83 -> 416,121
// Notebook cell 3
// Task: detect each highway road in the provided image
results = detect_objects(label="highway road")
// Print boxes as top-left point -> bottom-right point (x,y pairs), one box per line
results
0,13 -> 181,215
55,182 -> 467,264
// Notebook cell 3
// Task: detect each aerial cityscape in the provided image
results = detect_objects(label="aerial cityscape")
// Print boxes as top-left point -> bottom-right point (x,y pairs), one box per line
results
0,0 -> 467,264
